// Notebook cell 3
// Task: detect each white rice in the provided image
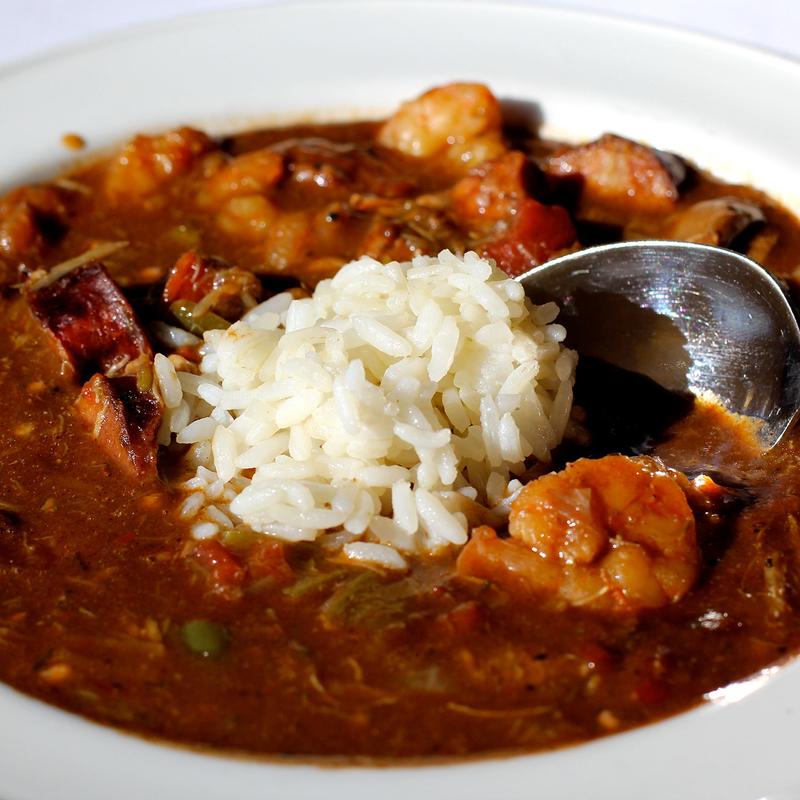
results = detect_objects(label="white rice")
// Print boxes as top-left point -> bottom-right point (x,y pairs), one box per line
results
158,250 -> 576,570
151,321 -> 202,350
153,354 -> 182,409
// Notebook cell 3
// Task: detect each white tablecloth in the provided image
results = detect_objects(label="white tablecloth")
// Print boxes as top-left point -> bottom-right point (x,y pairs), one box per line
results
3,0 -> 799,67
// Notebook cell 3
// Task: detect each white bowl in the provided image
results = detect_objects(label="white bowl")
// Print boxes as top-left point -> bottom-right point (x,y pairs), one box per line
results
2,3 -> 799,798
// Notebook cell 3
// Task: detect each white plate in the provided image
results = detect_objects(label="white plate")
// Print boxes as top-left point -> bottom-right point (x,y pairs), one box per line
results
2,3 -> 800,798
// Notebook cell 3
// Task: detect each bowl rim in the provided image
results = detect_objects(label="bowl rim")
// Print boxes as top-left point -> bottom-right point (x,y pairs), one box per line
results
2,3 -> 800,798
3,0 -> 799,81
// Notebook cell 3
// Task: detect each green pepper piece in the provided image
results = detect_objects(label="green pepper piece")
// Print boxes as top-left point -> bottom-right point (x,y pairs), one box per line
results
321,571 -> 381,622
170,299 -> 230,336
180,620 -> 229,658
221,527 -> 262,554
283,569 -> 347,599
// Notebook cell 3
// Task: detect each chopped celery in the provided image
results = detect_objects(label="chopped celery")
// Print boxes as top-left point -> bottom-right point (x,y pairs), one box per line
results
136,362 -> 153,392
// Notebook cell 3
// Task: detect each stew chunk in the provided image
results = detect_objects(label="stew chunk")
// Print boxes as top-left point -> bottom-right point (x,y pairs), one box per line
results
75,374 -> 162,477
450,151 -> 576,275
26,261 -> 162,476
544,134 -> 683,218
0,186 -> 69,282
163,250 -> 262,321
458,455 -> 699,614
26,262 -> 152,380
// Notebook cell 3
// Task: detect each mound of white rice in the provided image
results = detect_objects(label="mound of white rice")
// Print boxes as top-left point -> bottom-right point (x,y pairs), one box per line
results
156,250 -> 576,570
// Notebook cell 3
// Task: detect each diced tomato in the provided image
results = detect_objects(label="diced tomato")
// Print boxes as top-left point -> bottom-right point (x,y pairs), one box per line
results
163,251 -> 216,306
634,676 -> 668,706
579,643 -> 613,673
435,601 -> 483,638
174,345 -> 202,363
483,199 -> 576,277
246,540 -> 293,586
163,250 -> 262,321
190,539 -> 246,595
114,530 -> 136,547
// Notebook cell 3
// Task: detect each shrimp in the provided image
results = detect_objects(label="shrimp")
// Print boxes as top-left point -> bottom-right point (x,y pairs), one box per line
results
197,148 -> 284,206
262,210 -> 314,272
104,127 -> 213,205
457,455 -> 699,614
377,83 -> 505,172
192,148 -> 284,243
215,194 -> 279,242
449,151 -> 530,231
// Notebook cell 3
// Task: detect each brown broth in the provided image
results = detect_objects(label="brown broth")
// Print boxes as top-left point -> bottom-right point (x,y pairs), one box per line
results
1,110 -> 800,759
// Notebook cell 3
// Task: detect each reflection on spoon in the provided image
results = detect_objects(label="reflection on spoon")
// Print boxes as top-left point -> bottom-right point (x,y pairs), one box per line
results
516,240 -> 800,450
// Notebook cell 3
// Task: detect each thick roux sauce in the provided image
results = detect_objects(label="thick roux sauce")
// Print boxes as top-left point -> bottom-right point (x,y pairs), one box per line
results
0,117 -> 799,758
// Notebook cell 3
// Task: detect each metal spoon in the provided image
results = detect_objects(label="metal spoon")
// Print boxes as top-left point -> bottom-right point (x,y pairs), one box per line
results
516,240 -> 800,450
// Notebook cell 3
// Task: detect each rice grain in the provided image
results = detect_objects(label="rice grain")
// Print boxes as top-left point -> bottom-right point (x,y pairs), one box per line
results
166,251 -> 575,569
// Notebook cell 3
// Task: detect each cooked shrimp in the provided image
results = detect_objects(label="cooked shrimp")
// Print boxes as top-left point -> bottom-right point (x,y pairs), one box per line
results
104,127 -> 213,204
191,148 -> 286,244
197,148 -> 284,206
262,210 -> 314,272
377,83 -> 505,172
457,455 -> 699,614
215,194 -> 278,242
449,151 -> 529,232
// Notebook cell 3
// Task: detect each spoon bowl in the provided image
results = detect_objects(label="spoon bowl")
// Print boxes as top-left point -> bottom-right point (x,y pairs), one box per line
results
516,240 -> 800,450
